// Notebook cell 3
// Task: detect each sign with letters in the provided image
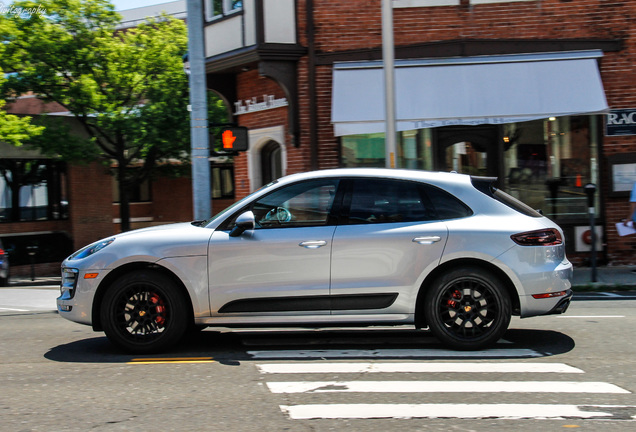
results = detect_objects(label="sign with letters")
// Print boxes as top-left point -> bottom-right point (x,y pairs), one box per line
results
606,109 -> 636,136
234,95 -> 288,116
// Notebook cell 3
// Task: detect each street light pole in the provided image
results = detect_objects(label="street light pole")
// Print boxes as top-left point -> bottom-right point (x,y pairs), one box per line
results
186,0 -> 211,220
381,0 -> 397,169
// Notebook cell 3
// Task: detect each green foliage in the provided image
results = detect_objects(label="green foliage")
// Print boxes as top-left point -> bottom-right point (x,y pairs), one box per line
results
1,0 -> 190,165
208,91 -> 231,152
0,14 -> 44,145
0,0 -> 201,229
27,116 -> 100,162
0,97 -> 45,145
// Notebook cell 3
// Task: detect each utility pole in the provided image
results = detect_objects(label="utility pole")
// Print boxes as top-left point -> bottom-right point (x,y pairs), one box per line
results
186,0 -> 211,220
382,0 -> 397,168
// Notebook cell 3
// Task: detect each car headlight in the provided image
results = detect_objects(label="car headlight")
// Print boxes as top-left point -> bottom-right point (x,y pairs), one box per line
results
69,238 -> 115,260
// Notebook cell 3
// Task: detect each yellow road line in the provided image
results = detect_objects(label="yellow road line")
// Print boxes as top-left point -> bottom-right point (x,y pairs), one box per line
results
128,357 -> 215,364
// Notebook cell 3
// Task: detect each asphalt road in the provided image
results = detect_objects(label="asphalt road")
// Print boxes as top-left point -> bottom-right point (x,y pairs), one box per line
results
1,295 -> 636,431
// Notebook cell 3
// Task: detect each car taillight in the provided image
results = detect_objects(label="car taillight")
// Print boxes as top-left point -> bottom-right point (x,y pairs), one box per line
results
0,248 -> 5,255
511,228 -> 563,246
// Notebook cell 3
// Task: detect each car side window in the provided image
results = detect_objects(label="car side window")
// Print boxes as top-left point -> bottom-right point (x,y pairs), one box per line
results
251,179 -> 340,228
421,184 -> 473,220
347,179 -> 436,224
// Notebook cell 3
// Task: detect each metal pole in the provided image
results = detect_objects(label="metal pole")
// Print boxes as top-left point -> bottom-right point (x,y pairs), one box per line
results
589,208 -> 597,282
584,183 -> 597,282
381,0 -> 397,169
186,0 -> 211,220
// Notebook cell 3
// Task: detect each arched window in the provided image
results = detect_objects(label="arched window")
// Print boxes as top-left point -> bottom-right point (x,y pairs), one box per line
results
261,140 -> 282,185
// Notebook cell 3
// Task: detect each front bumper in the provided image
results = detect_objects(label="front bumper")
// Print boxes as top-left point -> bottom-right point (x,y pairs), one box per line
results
56,267 -> 103,326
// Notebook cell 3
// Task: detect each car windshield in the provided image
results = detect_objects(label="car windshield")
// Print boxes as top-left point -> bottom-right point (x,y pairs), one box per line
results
201,180 -> 279,228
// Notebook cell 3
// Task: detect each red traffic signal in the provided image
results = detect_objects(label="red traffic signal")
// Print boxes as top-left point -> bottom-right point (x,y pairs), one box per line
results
219,126 -> 248,151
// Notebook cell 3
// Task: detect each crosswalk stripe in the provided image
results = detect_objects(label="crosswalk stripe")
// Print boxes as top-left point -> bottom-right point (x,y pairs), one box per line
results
267,380 -> 630,394
257,362 -> 583,374
259,360 -> 631,422
280,403 -> 636,420
248,348 -> 541,359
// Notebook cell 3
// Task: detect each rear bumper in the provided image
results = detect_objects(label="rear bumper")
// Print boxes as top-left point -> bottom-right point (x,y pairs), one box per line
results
544,289 -> 573,315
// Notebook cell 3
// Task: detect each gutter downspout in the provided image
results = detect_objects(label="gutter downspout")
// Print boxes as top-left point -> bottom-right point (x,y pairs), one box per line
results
307,0 -> 319,170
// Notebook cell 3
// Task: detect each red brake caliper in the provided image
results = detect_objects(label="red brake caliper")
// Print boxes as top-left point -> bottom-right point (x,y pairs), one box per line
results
149,294 -> 166,325
446,289 -> 462,308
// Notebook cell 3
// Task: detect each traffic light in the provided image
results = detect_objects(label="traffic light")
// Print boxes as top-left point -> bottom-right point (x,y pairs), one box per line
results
218,126 -> 248,152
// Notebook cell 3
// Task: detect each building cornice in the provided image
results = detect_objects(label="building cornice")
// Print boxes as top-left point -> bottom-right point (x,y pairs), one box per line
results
205,43 -> 307,74
315,38 -> 624,65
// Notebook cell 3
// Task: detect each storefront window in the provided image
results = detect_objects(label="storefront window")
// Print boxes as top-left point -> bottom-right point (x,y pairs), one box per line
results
0,160 -> 68,222
340,115 -> 600,224
212,164 -> 235,199
503,115 -> 600,222
342,130 -> 433,170
444,142 -> 488,176
399,129 -> 434,171
342,133 -> 385,167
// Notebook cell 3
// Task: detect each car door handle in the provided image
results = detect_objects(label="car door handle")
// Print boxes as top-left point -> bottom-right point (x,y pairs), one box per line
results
412,236 -> 442,245
299,240 -> 328,249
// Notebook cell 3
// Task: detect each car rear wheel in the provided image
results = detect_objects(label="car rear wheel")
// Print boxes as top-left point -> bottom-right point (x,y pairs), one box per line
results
424,266 -> 511,350
101,270 -> 188,354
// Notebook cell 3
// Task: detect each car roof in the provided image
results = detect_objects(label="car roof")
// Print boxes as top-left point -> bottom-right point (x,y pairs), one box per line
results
272,168 -> 516,217
278,168 -> 477,187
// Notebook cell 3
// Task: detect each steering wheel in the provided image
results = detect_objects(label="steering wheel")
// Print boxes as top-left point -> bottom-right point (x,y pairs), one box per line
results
265,207 -> 292,223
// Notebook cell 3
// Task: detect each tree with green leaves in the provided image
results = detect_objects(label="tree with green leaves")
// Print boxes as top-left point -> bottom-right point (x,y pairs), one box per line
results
0,14 -> 43,146
1,0 -> 194,232
0,96 -> 44,146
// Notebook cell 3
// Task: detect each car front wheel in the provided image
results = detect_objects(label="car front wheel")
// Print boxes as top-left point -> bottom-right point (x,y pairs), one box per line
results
101,270 -> 188,354
424,266 -> 511,350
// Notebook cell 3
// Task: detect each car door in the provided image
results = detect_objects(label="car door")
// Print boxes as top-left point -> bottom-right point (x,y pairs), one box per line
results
330,178 -> 452,316
208,178 -> 341,319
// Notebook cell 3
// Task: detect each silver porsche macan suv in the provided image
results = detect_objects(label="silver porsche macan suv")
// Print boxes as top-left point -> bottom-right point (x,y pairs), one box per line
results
58,169 -> 573,353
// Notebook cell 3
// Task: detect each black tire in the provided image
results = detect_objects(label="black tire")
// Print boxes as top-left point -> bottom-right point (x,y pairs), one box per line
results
100,270 -> 188,354
423,266 -> 511,350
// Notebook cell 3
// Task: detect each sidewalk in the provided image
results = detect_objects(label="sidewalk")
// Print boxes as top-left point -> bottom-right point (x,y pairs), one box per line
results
7,275 -> 61,287
4,266 -> 635,290
572,265 -> 636,289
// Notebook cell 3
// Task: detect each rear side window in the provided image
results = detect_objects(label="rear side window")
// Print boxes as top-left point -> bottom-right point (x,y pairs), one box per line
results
420,184 -> 473,220
471,176 -> 543,218
347,179 -> 436,224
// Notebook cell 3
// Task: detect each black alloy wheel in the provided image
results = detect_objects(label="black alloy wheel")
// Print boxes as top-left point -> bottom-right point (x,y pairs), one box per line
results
101,270 -> 188,354
424,266 -> 511,350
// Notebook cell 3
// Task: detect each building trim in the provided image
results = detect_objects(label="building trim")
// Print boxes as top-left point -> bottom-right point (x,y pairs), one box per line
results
315,38 -> 623,65
247,125 -> 287,191
205,43 -> 306,74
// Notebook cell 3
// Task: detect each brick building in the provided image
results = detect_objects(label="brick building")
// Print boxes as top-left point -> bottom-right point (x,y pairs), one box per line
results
204,0 -> 636,265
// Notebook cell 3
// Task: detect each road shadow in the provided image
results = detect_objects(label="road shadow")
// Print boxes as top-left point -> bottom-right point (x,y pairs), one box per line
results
44,327 -> 575,364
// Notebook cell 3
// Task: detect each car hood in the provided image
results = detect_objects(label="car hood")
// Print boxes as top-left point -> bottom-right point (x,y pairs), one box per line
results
65,222 -> 213,270
114,222 -> 200,238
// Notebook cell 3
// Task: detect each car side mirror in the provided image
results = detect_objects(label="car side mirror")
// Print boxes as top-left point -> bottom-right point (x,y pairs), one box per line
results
229,211 -> 255,237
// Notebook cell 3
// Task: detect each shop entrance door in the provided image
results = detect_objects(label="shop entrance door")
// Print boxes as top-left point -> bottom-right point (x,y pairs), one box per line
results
261,140 -> 283,184
435,125 -> 503,180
